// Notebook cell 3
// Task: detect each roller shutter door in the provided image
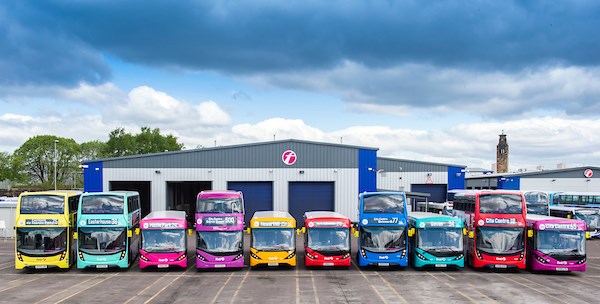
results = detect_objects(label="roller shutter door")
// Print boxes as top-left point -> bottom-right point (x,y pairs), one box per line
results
228,182 -> 273,227
288,182 -> 335,226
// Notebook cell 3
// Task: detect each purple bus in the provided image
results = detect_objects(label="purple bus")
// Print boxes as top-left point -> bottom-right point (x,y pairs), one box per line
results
139,211 -> 188,269
195,190 -> 245,269
526,214 -> 587,272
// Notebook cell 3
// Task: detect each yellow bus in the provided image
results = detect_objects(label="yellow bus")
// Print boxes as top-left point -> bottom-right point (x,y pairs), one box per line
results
15,190 -> 81,270
247,211 -> 297,267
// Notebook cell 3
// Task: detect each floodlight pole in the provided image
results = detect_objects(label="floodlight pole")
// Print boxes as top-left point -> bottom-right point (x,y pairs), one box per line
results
54,139 -> 59,190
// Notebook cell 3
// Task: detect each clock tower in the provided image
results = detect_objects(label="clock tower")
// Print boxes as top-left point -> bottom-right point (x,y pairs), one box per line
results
496,132 -> 509,173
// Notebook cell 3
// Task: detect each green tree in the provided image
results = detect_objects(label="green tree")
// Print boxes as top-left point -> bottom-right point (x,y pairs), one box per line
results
0,152 -> 15,181
80,140 -> 108,161
13,135 -> 81,187
105,127 -> 184,157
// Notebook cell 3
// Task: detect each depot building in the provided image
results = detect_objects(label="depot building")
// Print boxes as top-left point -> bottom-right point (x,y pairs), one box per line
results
83,139 -> 466,224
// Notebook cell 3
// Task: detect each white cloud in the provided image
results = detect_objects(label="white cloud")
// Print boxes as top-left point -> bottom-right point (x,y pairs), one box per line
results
60,82 -> 124,104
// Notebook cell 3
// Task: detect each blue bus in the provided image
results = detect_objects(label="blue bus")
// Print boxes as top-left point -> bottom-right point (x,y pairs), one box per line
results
550,191 -> 600,208
76,191 -> 141,269
408,212 -> 465,269
357,191 -> 408,267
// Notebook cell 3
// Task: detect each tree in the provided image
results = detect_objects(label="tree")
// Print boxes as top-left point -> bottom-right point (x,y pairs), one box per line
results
0,152 -> 15,181
80,140 -> 108,161
104,127 -> 184,157
13,135 -> 81,187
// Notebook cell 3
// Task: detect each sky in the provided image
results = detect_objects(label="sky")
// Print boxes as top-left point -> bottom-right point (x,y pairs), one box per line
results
1,0 -> 600,171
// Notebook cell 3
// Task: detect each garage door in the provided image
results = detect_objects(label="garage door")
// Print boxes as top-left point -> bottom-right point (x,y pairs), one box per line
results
288,182 -> 335,226
228,182 -> 273,227
110,181 -> 151,217
411,184 -> 447,203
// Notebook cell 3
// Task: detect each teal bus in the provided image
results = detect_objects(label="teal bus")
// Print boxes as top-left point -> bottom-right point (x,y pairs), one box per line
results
408,212 -> 465,268
76,191 -> 141,269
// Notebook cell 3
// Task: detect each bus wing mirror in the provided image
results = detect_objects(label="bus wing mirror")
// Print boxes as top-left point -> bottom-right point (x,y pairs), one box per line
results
468,231 -> 474,239
296,229 -> 301,235
527,229 -> 533,238
245,228 -> 251,234
586,231 -> 591,239
408,228 -> 415,238
73,232 -> 78,239
462,228 -> 467,236
567,214 -> 572,219
301,227 -> 306,234
135,228 -> 140,235
353,230 -> 359,238
187,229 -> 193,236
127,230 -> 133,238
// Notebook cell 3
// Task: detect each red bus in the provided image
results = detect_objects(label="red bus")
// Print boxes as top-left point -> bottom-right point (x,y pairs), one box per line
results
452,190 -> 526,269
301,211 -> 352,267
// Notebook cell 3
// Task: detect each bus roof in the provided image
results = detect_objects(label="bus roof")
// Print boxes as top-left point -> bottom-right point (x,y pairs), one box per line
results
197,190 -> 242,199
408,211 -> 462,223
82,190 -> 139,196
142,210 -> 186,221
19,190 -> 82,197
526,214 -> 586,230
553,191 -> 600,196
304,211 -> 348,220
455,190 -> 523,197
251,210 -> 293,220
550,205 -> 600,213
250,211 -> 295,228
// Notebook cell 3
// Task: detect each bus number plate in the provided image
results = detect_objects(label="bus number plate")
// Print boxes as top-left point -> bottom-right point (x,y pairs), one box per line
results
35,265 -> 47,269
96,265 -> 108,269
323,262 -> 334,267
434,264 -> 447,268
157,264 -> 169,268
556,267 -> 568,271
268,263 -> 279,266
378,263 -> 390,267
214,264 -> 226,268
495,264 -> 507,269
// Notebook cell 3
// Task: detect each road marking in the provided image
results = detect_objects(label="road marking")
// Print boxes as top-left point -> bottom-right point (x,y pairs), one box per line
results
375,272 -> 408,304
440,271 -> 456,281
123,275 -> 170,304
310,270 -> 320,304
33,276 -> 98,304
229,269 -> 250,304
54,274 -> 119,304
0,276 -> 43,293
295,265 -> 300,304
351,260 -> 388,303
210,272 -> 235,304
517,275 -> 588,303
427,271 -> 481,304
496,274 -> 569,304
144,258 -> 195,304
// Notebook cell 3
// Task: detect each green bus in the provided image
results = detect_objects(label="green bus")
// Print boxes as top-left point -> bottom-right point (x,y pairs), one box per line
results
76,191 -> 141,269
408,212 -> 465,268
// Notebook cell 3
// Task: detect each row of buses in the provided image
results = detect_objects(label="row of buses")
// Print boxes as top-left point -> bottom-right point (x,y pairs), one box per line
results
14,189 -> 590,272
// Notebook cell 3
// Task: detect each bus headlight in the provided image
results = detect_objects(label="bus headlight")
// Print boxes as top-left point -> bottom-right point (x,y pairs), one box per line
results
342,253 -> 350,259
17,252 -> 23,262
197,254 -> 208,261
476,250 -> 483,260
78,252 -> 85,261
519,251 -> 524,261
59,251 -> 66,261
534,254 -> 548,264
454,253 -> 464,261
250,252 -> 261,260
119,251 -> 126,260
305,252 -> 316,259
360,249 -> 367,258
416,252 -> 427,261
285,251 -> 296,259
401,249 -> 406,258
577,258 -> 586,264
232,253 -> 244,261
176,254 -> 186,261
140,254 -> 149,262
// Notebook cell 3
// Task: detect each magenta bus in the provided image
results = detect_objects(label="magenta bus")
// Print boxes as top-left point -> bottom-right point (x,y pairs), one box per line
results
138,211 -> 188,269
526,214 -> 587,272
195,190 -> 245,269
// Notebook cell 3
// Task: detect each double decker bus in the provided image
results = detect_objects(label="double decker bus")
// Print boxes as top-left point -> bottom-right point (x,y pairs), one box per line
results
300,211 -> 351,267
549,205 -> 600,238
247,211 -> 296,267
76,191 -> 141,269
195,190 -> 245,269
357,191 -> 408,268
526,214 -> 587,272
138,211 -> 188,269
453,190 -> 526,269
408,212 -> 465,268
522,190 -> 551,215
15,190 -> 81,270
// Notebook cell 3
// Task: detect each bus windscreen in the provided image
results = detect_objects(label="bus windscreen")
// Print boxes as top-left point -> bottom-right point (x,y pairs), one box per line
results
536,230 -> 585,257
19,195 -> 64,214
78,228 -> 127,254
363,194 -> 405,214
142,230 -> 186,252
479,194 -> 523,214
197,231 -> 243,253
574,210 -> 600,230
251,229 -> 295,251
196,198 -> 242,213
81,195 -> 124,214
360,226 -> 405,253
16,228 -> 67,255
476,227 -> 524,255
417,228 -> 463,253
307,228 -> 349,252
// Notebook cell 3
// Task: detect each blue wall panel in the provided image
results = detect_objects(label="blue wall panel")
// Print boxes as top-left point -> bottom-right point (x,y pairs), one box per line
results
288,182 -> 335,226
358,149 -> 377,193
497,176 -> 520,190
447,166 -> 466,190
228,182 -> 273,227
83,162 -> 103,192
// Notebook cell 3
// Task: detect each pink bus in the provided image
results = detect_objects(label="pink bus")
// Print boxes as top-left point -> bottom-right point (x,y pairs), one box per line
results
526,214 -> 587,272
195,190 -> 245,268
138,211 -> 188,269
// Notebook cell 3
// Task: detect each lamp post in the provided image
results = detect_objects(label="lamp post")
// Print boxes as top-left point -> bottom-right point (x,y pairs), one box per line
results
54,139 -> 59,190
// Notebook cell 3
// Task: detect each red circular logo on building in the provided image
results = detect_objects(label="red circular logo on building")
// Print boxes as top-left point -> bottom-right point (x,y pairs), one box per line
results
584,169 -> 593,178
282,150 -> 297,165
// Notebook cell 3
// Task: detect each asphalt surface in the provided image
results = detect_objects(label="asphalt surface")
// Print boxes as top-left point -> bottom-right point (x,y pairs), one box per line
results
1,236 -> 600,304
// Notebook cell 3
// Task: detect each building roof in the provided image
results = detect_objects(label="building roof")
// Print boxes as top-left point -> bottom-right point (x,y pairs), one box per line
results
466,166 -> 600,180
